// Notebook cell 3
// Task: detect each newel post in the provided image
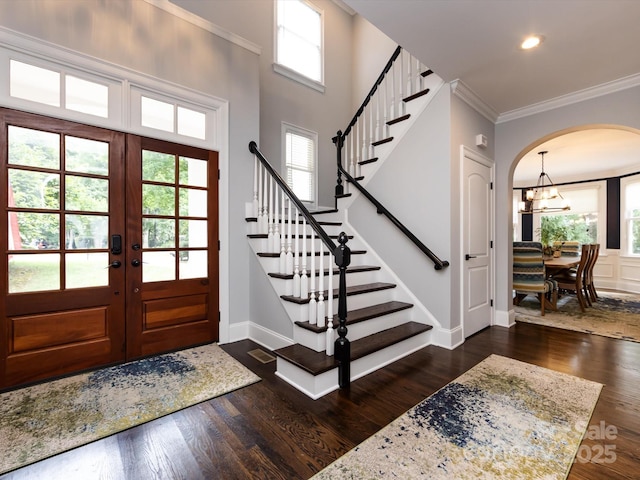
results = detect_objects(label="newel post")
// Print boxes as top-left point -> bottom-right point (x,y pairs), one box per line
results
334,231 -> 351,388
332,131 -> 344,197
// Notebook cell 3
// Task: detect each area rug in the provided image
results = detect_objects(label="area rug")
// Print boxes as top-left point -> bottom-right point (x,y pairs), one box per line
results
0,343 -> 260,474
515,290 -> 640,342
312,354 -> 602,479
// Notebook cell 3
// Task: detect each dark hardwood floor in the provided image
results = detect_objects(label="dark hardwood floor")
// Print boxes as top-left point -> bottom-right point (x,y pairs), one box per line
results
2,323 -> 639,479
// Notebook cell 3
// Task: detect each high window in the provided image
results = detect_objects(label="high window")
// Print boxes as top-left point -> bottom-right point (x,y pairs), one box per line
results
622,177 -> 640,255
283,123 -> 317,206
275,0 -> 324,92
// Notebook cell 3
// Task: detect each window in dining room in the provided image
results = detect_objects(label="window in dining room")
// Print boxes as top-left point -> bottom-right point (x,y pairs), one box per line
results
536,185 -> 601,247
622,177 -> 640,255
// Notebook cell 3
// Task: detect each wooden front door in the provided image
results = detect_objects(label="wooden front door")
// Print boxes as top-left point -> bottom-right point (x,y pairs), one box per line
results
1,109 -> 219,389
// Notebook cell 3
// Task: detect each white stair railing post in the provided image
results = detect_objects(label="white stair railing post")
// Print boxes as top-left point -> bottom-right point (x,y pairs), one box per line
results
285,198 -> 293,275
257,163 -> 264,233
252,155 -> 259,219
273,183 -> 280,253
326,262 -> 334,356
300,217 -> 308,299
390,57 -> 397,120
267,177 -> 274,252
293,207 -> 300,297
368,102 -> 374,158
406,49 -> 413,98
382,76 -> 389,137
317,241 -> 325,329
308,230 -> 317,325
279,190 -> 286,274
399,49 -> 406,115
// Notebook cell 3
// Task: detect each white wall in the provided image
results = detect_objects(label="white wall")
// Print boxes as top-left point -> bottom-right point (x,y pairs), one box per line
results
496,85 -> 640,317
0,0 -> 261,340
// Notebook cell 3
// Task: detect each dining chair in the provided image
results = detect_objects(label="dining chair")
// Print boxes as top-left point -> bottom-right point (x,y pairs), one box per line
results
582,243 -> 600,304
513,241 -> 558,315
551,244 -> 590,312
554,240 -> 581,257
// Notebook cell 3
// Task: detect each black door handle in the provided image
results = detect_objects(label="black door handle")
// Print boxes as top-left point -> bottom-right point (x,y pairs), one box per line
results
107,260 -> 122,269
465,254 -> 477,261
131,259 -> 141,267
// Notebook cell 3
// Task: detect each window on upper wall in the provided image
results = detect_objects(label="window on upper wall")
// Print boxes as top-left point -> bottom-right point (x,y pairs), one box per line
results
283,123 -> 317,206
622,177 -> 640,255
275,0 -> 324,92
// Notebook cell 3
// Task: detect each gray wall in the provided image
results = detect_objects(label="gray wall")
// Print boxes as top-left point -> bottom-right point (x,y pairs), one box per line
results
0,0 -> 261,336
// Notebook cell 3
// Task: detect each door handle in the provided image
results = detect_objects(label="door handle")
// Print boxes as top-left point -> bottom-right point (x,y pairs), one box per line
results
131,259 -> 141,267
107,260 -> 122,269
111,234 -> 122,255
465,254 -> 477,261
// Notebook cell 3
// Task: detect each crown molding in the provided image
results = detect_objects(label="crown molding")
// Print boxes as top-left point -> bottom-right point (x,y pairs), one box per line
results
497,73 -> 640,124
143,0 -> 261,55
450,79 -> 498,123
332,0 -> 357,16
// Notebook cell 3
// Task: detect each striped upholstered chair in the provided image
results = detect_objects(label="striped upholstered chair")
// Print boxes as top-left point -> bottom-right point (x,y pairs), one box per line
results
553,240 -> 581,257
513,241 -> 558,315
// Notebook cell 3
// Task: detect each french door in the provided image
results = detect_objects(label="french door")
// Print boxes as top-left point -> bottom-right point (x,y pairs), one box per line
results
0,108 -> 218,389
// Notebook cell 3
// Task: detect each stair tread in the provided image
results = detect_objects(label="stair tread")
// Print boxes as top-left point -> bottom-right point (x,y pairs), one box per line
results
245,218 -> 340,226
335,193 -> 352,199
281,281 -> 396,304
295,300 -> 413,332
258,249 -> 366,258
372,136 -> 393,147
386,113 -> 410,126
269,264 -> 380,280
359,157 -> 378,165
248,233 -> 354,239
274,322 -> 433,376
421,69 -> 434,77
403,88 -> 430,103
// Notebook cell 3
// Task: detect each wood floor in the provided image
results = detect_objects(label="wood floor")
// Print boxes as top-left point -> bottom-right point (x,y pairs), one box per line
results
2,322 -> 639,479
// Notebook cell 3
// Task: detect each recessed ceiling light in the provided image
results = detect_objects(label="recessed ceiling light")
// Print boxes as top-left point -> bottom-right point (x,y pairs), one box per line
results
521,35 -> 544,50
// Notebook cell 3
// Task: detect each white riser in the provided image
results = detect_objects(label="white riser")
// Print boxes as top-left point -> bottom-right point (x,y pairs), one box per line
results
276,330 -> 432,399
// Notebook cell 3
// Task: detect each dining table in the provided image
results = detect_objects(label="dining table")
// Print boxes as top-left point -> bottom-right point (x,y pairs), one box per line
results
543,255 -> 580,277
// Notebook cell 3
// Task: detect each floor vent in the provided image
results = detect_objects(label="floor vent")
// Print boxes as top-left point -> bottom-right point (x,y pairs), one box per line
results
248,348 -> 276,364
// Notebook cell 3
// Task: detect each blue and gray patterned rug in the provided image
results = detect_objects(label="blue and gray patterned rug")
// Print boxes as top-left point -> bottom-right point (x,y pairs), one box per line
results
515,290 -> 640,342
0,344 -> 260,474
313,355 -> 603,479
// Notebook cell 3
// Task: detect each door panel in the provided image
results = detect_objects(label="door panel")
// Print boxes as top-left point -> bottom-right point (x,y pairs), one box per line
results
1,108 -> 126,388
125,135 -> 218,359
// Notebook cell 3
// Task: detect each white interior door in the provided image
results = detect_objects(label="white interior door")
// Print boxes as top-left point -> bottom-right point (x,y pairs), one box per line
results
462,147 -> 493,337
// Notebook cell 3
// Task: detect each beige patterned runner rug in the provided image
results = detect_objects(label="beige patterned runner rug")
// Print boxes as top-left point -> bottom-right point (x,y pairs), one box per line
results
515,290 -> 640,342
0,343 -> 260,474
313,355 -> 602,479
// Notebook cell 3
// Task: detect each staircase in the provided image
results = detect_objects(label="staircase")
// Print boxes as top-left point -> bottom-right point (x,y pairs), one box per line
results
246,47 -> 447,399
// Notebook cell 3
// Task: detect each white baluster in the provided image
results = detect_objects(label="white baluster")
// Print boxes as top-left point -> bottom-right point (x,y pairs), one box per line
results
390,58 -> 397,120
267,177 -> 274,252
273,183 -> 280,254
382,76 -> 388,138
317,241 -> 325,328
279,191 -> 286,274
368,102 -> 374,158
326,261 -> 334,356
375,86 -> 381,143
361,109 -> 367,166
252,155 -> 259,218
415,57 -> 421,93
257,163 -> 264,234
293,207 -> 300,297
285,198 -> 293,275
399,49 -> 406,114
300,217 -> 308,298
308,229 -> 317,325
406,50 -> 413,98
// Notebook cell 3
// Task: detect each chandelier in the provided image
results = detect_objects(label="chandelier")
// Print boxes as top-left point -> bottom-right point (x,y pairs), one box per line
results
518,151 -> 570,214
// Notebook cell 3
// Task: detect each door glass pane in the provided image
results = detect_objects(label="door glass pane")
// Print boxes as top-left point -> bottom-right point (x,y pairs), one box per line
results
66,214 -> 108,250
179,250 -> 207,279
143,218 -> 175,248
8,126 -> 60,169
66,136 -> 109,175
8,170 -> 60,209
143,151 -> 175,182
8,253 -> 60,292
179,188 -> 207,217
179,156 -> 207,187
142,251 -> 175,282
65,175 -> 109,212
143,184 -> 175,216
179,220 -> 207,248
10,212 -> 60,250
66,253 -> 109,288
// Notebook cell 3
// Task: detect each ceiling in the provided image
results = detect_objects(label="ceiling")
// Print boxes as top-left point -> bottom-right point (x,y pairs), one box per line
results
343,0 -> 640,183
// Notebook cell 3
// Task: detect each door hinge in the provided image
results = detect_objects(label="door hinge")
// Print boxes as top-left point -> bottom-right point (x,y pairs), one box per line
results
218,240 -> 221,250
490,240 -> 493,248
218,169 -> 220,180
490,299 -> 494,307
218,311 -> 221,323
490,182 -> 493,189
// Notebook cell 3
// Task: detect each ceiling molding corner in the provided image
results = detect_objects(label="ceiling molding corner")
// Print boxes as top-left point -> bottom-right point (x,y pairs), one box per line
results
332,0 -> 357,16
450,79 -> 498,123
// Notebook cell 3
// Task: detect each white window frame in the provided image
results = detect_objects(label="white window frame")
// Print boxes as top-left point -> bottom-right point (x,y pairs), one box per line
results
274,0 -> 325,93
621,174 -> 640,257
282,122 -> 318,208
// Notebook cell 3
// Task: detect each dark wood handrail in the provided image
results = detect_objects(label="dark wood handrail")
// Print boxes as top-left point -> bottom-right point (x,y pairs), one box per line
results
333,134 -> 449,271
249,141 -> 337,253
342,45 -> 402,139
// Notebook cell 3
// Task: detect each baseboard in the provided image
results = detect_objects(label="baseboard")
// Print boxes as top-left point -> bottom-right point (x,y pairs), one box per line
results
249,323 -> 294,351
432,325 -> 464,349
494,308 -> 515,328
